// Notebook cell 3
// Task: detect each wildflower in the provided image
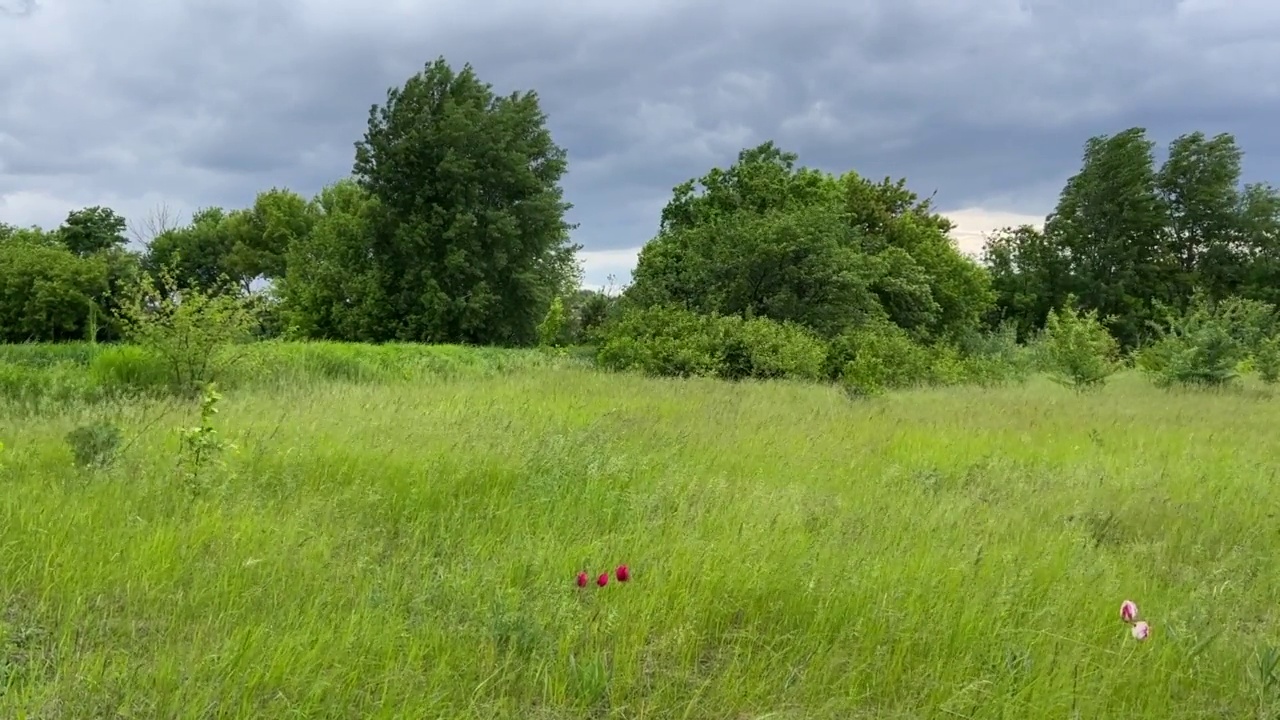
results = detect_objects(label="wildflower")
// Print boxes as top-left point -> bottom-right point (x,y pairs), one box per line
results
596,572 -> 608,588
615,564 -> 630,582
576,572 -> 588,588
1131,620 -> 1150,641
1120,600 -> 1139,623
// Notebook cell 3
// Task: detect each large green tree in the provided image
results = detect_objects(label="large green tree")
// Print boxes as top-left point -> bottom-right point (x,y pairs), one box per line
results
1238,182 -> 1280,308
839,174 -> 994,341
982,224 -> 1070,340
1043,127 -> 1171,347
223,188 -> 313,289
627,142 -> 992,341
1156,131 -> 1247,301
353,57 -> 580,345
144,207 -> 237,294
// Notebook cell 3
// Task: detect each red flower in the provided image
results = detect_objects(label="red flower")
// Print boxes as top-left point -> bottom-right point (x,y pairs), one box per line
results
576,572 -> 588,588
615,564 -> 630,582
596,572 -> 609,588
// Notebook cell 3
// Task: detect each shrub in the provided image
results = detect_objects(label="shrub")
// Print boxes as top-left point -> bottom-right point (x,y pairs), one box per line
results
956,321 -> 1032,387
115,268 -> 260,396
597,306 -> 827,381
597,306 -> 725,378
718,317 -> 827,382
830,322 -> 934,396
1040,300 -> 1120,392
537,297 -> 567,349
65,419 -> 122,469
1140,295 -> 1252,388
1214,296 -> 1277,353
1256,335 -> 1280,385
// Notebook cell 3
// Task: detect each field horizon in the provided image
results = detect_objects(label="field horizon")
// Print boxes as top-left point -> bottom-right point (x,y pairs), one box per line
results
2,349 -> 1278,718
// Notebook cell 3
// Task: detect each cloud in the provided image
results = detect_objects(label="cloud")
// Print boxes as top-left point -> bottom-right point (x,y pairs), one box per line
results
944,208 -> 1046,257
3,0 -> 1279,286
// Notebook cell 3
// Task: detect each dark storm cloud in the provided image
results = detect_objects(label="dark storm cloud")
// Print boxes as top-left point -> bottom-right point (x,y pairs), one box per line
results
2,0 -> 1279,283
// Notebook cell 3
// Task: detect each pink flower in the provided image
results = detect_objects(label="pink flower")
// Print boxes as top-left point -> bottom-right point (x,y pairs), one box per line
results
1131,620 -> 1150,641
1120,600 -> 1139,623
576,572 -> 588,588
615,564 -> 630,582
596,573 -> 609,588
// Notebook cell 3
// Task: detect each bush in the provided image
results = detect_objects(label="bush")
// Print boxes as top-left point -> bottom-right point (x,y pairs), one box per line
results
115,269 -> 260,396
1256,335 -> 1280,385
956,321 -> 1032,387
828,322 -> 934,396
1214,296 -> 1277,353
597,306 -> 827,381
1039,300 -> 1120,392
537,297 -> 567,349
597,306 -> 725,378
65,419 -> 123,469
1140,296 -> 1253,388
718,317 -> 827,382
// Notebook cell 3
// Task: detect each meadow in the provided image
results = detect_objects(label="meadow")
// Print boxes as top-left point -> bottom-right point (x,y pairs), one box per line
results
1,343 -> 1278,718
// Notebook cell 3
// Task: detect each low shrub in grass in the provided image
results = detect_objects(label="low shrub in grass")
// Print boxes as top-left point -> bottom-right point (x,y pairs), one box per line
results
597,306 -> 826,381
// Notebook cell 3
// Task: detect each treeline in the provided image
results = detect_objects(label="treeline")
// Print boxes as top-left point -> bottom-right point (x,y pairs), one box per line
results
595,130 -> 1280,392
985,128 -> 1280,348
3,56 -> 1279,394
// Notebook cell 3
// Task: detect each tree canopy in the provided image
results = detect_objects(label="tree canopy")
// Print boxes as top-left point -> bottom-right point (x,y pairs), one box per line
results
627,142 -> 993,342
350,57 -> 580,345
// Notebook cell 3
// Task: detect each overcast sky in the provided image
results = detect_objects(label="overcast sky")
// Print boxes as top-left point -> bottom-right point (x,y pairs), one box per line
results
3,0 -> 1278,287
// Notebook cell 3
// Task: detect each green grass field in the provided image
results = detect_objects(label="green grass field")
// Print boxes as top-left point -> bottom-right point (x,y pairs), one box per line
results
1,350 -> 1278,718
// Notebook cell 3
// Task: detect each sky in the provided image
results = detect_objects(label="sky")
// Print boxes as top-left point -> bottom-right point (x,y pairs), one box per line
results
3,0 -> 1279,289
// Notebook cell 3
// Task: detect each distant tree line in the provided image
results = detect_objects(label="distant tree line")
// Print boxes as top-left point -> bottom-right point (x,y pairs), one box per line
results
984,128 -> 1280,350
3,57 -> 1278,391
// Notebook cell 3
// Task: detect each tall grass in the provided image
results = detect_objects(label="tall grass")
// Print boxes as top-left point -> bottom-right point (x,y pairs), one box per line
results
1,360 -> 1277,717
0,341 -> 583,408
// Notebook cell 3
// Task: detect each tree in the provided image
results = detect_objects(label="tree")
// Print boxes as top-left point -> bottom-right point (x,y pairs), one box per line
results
0,224 -> 61,248
984,129 -> 1280,346
0,239 -> 109,342
627,141 -> 993,342
144,207 -> 238,294
59,206 -> 128,257
223,188 -> 313,291
1040,299 -> 1120,392
1238,182 -> 1280,308
658,142 -> 839,235
1043,128 -> 1171,348
840,174 -> 994,342
1156,132 -> 1246,301
983,224 -> 1070,340
144,190 -> 311,296
353,56 -> 580,345
631,203 -> 885,337
277,180 -> 389,341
